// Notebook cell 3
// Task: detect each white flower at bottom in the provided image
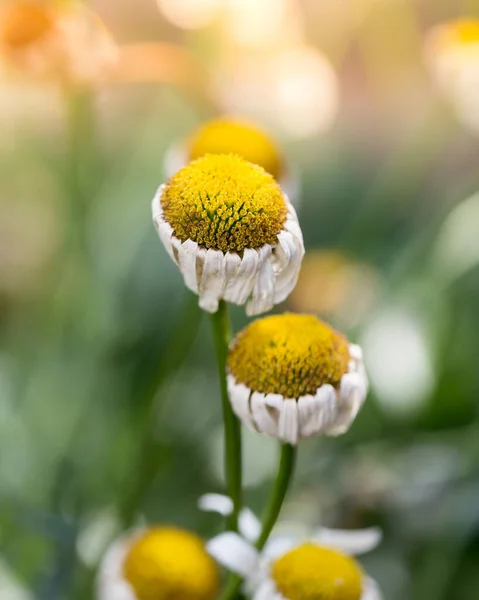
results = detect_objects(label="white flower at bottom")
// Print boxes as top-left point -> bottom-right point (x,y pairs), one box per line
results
152,154 -> 304,315
226,313 -> 368,444
164,117 -> 300,205
97,526 -> 219,600
201,494 -> 382,600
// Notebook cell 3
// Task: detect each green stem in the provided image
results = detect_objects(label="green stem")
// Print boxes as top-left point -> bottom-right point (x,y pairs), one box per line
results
256,443 -> 297,549
210,301 -> 242,531
219,443 -> 297,600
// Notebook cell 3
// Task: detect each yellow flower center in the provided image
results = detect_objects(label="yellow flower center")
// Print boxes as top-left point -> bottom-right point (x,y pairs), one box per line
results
161,154 -> 287,253
272,544 -> 363,600
188,118 -> 283,180
123,527 -> 219,600
228,314 -> 350,398
0,1 -> 53,49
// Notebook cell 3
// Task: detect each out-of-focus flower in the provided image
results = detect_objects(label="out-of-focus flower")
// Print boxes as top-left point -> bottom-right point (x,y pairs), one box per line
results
288,250 -> 381,328
0,1 -> 118,85
97,527 -> 219,600
425,19 -> 479,132
164,117 -> 299,203
218,45 -> 339,139
221,0 -> 302,49
203,494 -> 382,600
361,308 -> 435,417
227,314 -> 368,444
157,0 -> 222,30
152,154 -> 304,315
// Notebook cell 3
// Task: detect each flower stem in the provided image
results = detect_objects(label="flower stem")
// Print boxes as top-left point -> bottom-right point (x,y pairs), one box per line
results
218,443 -> 297,600
256,442 -> 297,549
210,300 -> 242,531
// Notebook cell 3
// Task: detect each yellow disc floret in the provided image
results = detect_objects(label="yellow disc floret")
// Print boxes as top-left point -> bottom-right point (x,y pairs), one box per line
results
161,154 -> 287,253
0,1 -> 53,49
272,543 -> 363,600
123,527 -> 219,600
188,118 -> 283,180
228,314 -> 350,398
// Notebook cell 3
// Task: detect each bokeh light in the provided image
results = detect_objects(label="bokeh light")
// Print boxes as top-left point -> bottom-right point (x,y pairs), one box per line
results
157,0 -> 222,30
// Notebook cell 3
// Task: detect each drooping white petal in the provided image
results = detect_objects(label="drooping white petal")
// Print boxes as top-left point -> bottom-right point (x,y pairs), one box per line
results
312,527 -> 382,556
349,343 -> 363,362
297,394 -> 320,438
227,376 -> 256,431
178,239 -> 199,293
278,399 -> 299,445
224,248 -> 260,305
224,252 -> 242,290
253,580 -> 284,600
251,392 -> 279,437
273,226 -> 305,303
153,213 -> 176,263
239,508 -> 262,543
361,577 -> 383,600
326,373 -> 367,436
247,245 -> 275,316
198,493 -> 233,516
97,533 -> 139,600
198,248 -> 225,313
207,533 -> 259,579
297,384 -> 337,438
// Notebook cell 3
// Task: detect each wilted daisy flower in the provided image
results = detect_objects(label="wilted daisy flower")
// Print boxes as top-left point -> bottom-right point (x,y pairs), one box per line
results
227,313 -> 367,444
0,0 -> 118,84
97,526 -> 219,600
425,19 -> 479,132
203,494 -> 382,600
164,118 -> 299,203
152,154 -> 304,315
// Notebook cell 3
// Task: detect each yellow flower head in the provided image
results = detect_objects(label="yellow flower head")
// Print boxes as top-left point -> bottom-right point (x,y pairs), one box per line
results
187,118 -> 284,180
272,543 -> 363,600
0,1 -> 53,50
228,313 -> 350,399
161,154 -> 287,253
123,527 -> 220,600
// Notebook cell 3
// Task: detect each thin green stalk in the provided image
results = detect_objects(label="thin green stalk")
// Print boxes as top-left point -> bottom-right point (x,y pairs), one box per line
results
219,443 -> 297,600
255,443 -> 297,550
210,301 -> 242,531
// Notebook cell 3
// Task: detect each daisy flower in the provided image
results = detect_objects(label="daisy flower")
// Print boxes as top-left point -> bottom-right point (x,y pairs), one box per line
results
164,117 -> 299,203
227,313 -> 368,444
201,494 -> 383,600
97,526 -> 219,600
152,154 -> 304,315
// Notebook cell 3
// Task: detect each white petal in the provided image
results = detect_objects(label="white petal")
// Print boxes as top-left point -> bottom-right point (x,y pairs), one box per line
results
349,343 -> 363,362
273,226 -> 304,303
224,248 -> 260,305
326,373 -> 367,436
227,376 -> 256,431
247,245 -> 275,316
97,533 -> 139,600
298,385 -> 338,438
253,580 -> 284,600
206,533 -> 259,579
251,392 -> 279,437
239,508 -> 262,543
198,494 -> 233,516
278,399 -> 299,445
198,248 -> 225,313
223,252 -> 242,291
361,577 -> 383,600
263,534 -> 299,561
313,527 -> 382,556
153,214 -> 176,263
178,239 -> 199,293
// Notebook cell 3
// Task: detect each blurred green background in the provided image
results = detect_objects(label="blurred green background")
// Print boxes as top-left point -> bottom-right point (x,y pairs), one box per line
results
2,0 -> 479,598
